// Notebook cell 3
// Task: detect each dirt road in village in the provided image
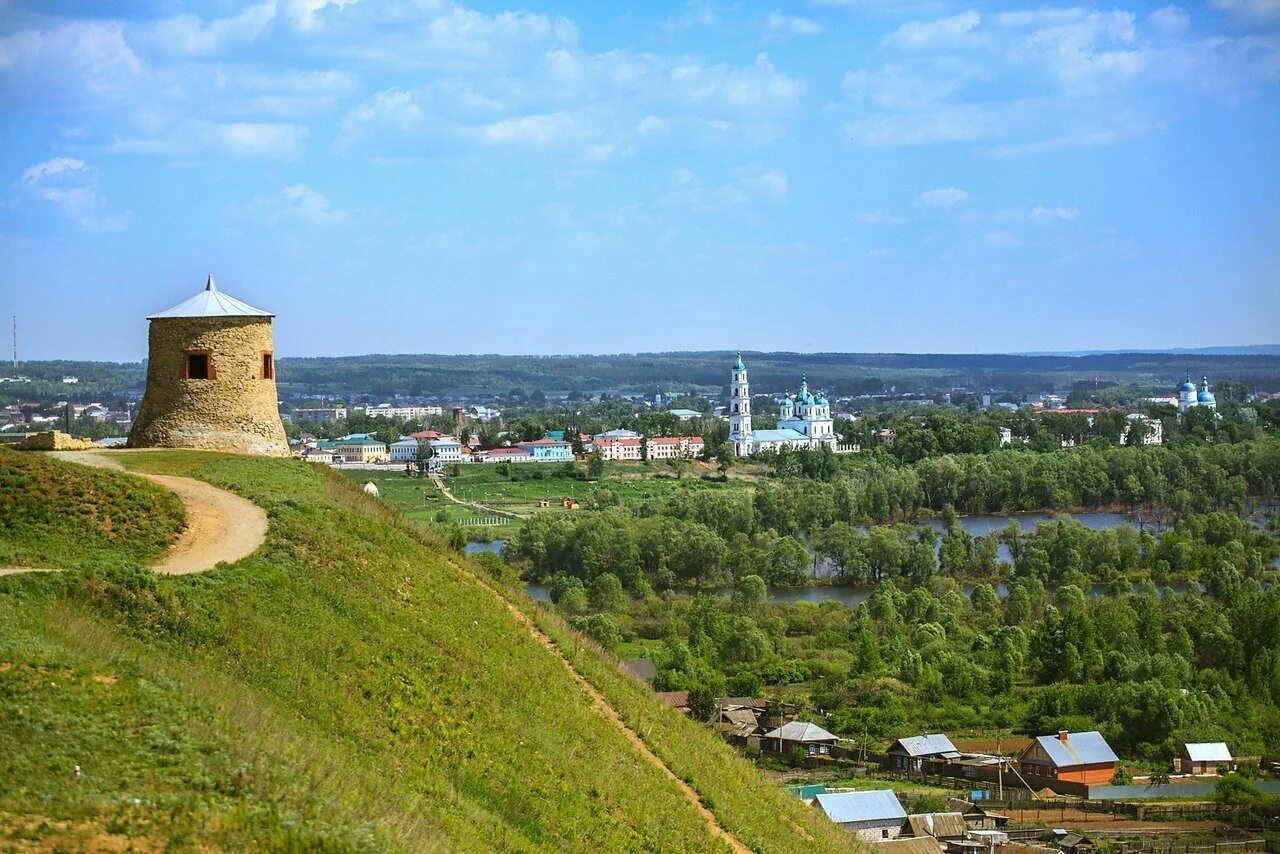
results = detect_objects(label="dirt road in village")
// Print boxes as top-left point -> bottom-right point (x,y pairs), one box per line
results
1,450 -> 267,576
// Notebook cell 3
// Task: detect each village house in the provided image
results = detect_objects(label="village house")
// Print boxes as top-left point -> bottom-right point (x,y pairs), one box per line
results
762,720 -> 839,757
946,798 -> 1008,830
1018,731 -> 1118,785
302,446 -> 335,464
429,437 -> 464,462
1180,743 -> 1233,775
481,446 -> 534,463
887,734 -> 960,772
813,789 -> 907,841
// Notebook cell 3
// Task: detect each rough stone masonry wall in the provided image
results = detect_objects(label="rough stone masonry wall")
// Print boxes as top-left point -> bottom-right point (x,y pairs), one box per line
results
129,316 -> 289,456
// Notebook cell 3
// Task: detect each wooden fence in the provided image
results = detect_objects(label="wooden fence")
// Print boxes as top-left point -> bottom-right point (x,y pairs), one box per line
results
459,516 -> 512,527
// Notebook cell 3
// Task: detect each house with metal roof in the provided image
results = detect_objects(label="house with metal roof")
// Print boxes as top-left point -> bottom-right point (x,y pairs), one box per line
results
887,734 -> 960,772
813,789 -> 907,841
1180,742 -> 1233,775
763,720 -> 839,757
1018,731 -> 1118,785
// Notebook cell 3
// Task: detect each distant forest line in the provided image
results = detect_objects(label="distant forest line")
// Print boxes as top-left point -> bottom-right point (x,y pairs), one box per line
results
14,350 -> 1280,398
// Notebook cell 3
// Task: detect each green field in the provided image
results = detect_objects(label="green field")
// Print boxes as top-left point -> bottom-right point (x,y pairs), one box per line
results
337,468 -> 480,525
1,450 -> 848,851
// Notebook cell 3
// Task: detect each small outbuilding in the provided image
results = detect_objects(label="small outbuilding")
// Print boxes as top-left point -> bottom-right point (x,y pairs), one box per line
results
813,789 -> 907,841
1180,743 -> 1233,775
905,812 -> 968,841
888,734 -> 960,772
763,720 -> 839,757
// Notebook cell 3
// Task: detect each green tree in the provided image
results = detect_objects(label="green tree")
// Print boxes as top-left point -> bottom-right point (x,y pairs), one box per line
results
586,453 -> 604,480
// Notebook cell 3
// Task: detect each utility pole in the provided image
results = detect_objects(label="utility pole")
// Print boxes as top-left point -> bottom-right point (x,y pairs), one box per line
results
11,315 -> 17,379
997,736 -> 1004,800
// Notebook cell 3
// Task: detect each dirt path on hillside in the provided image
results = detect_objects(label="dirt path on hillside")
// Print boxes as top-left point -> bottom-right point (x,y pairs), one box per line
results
453,560 -> 748,852
2,450 -> 267,576
429,474 -> 528,520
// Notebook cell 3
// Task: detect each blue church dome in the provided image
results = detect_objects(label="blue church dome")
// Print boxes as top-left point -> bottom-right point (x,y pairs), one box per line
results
1197,390 -> 1215,403
734,353 -> 746,371
817,395 -> 830,406
1180,375 -> 1196,392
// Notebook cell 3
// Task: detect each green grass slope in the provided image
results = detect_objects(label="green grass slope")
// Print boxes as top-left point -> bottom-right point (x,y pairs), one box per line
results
0,447 -> 184,568
0,451 -> 847,851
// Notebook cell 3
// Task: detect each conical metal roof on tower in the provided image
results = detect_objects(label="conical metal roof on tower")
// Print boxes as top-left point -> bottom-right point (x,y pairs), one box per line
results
148,275 -> 273,319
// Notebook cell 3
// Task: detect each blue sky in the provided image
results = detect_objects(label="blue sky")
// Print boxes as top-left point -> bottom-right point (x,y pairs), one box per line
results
2,0 -> 1278,361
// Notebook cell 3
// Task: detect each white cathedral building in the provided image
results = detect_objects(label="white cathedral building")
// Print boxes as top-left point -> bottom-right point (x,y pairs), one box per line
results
1178,375 -> 1217,414
728,354 -> 844,456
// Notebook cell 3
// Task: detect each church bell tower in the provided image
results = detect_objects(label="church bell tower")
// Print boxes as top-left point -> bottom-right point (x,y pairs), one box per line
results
728,352 -> 752,455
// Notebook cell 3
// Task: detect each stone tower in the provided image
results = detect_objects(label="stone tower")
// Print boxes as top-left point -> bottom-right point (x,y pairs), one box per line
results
728,352 -> 753,456
128,275 -> 289,456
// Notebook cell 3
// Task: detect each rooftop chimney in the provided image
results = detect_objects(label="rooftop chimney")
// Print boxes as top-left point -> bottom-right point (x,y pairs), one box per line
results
1058,731 -> 1069,741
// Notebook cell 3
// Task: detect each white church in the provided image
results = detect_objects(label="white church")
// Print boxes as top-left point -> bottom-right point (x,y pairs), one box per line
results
1178,375 -> 1217,414
728,354 -> 850,456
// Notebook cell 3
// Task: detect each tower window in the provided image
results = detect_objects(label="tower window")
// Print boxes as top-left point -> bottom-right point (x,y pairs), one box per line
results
262,352 -> 274,380
184,351 -> 213,380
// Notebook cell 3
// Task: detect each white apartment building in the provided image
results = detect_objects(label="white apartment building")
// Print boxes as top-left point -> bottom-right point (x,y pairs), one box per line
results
646,436 -> 705,459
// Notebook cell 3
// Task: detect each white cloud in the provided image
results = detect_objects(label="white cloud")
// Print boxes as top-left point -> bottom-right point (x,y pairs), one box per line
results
21,157 -> 87,185
0,20 -> 141,96
1021,11 -> 1144,82
1149,6 -> 1191,36
286,0 -> 362,32
920,187 -> 968,206
1210,0 -> 1280,23
636,115 -> 668,134
278,183 -> 348,224
884,11 -> 981,50
846,105 -> 988,146
1030,206 -> 1079,221
669,53 -> 804,111
768,11 -> 823,36
750,169 -> 788,201
482,112 -> 577,144
218,122 -> 309,158
338,88 -> 423,147
17,157 -> 125,230
147,2 -> 277,55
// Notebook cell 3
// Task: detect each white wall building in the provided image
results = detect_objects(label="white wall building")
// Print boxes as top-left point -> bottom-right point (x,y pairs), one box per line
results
1123,414 -> 1163,445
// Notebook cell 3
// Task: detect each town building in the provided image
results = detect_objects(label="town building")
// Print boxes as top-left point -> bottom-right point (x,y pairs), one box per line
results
481,446 -> 534,463
292,406 -> 347,421
595,436 -> 643,461
389,437 -> 423,463
333,436 -> 388,463
302,447 -> 335,464
887,734 -> 960,772
129,275 -> 289,456
812,790 -> 907,841
1178,375 -> 1217,413
364,404 -> 442,419
728,355 -> 843,456
1122,414 -> 1163,445
1018,731 -> 1118,785
1180,743 -> 1233,775
429,437 -> 464,462
645,436 -> 704,460
762,720 -> 839,757
668,408 -> 702,420
516,438 -> 574,461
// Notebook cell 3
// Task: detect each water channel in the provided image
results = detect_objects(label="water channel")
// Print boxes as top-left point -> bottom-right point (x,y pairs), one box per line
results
462,510 -> 1216,605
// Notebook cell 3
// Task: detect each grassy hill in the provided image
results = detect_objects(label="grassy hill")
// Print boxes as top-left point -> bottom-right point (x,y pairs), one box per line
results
0,447 -> 184,569
0,450 -> 847,851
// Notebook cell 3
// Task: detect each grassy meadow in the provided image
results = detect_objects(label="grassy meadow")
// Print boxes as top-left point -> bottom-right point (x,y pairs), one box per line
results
347,460 -> 754,520
1,450 -> 846,851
